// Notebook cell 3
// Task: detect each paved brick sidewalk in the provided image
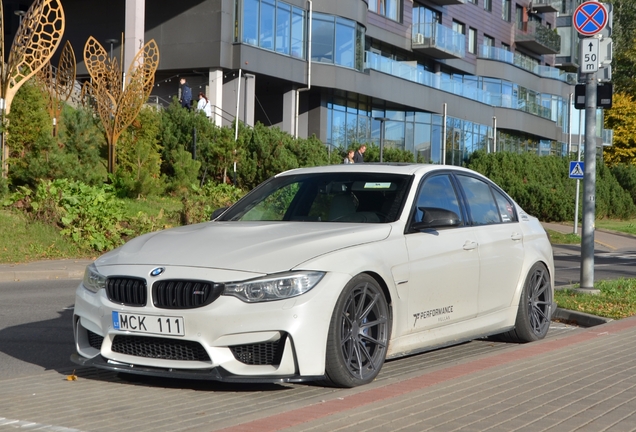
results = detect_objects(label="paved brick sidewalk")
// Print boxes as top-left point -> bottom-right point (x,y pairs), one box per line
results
219,316 -> 636,432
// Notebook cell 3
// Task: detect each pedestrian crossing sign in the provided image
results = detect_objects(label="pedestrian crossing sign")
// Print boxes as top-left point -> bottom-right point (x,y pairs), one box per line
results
569,161 -> 584,179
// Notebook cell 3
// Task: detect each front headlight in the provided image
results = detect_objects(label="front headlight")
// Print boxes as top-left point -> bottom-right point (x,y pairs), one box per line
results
224,271 -> 325,303
83,263 -> 106,293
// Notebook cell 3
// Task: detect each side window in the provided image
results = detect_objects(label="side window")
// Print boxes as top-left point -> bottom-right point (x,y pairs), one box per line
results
493,188 -> 517,223
456,175 -> 500,225
413,174 -> 462,225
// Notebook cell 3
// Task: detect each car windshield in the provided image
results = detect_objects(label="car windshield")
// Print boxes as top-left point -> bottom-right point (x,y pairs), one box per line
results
220,172 -> 413,223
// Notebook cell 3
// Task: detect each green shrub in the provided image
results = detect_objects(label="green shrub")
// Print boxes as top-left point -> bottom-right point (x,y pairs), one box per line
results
4,179 -> 133,251
465,151 -> 636,221
610,163 -> 636,206
180,182 -> 246,225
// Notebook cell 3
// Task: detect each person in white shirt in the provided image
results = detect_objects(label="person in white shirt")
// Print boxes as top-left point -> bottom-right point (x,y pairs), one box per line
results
197,92 -> 213,119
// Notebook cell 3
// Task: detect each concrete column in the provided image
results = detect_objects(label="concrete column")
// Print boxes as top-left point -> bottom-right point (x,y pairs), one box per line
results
243,74 -> 255,127
208,69 -> 223,126
124,0 -> 145,77
282,88 -> 298,136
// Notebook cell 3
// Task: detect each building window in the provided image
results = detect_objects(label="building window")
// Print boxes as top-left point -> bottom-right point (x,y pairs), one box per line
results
484,35 -> 494,47
413,5 -> 441,35
369,0 -> 401,22
241,0 -> 306,59
484,0 -> 492,12
468,28 -> 477,54
468,0 -> 477,4
502,0 -> 511,21
452,20 -> 466,36
516,5 -> 524,29
312,13 -> 364,70
501,42 -> 511,51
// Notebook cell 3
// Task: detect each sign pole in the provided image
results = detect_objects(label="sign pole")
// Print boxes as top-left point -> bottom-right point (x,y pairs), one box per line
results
574,107 -> 582,235
580,69 -> 597,292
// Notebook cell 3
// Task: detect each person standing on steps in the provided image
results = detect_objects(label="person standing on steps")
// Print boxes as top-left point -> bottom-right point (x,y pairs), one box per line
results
179,78 -> 192,110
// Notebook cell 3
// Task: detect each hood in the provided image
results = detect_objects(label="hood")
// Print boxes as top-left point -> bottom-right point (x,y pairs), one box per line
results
96,221 -> 392,274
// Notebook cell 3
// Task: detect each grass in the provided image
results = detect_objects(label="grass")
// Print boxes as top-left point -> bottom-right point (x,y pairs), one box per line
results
596,219 -> 636,236
0,196 -> 182,264
546,229 -> 581,245
0,209 -> 94,263
555,278 -> 636,319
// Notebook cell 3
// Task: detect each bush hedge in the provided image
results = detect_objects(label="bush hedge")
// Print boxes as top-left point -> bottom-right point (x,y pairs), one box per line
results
465,151 -> 636,221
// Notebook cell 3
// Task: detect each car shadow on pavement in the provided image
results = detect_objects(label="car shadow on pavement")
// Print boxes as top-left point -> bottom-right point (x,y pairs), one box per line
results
0,306 -> 77,373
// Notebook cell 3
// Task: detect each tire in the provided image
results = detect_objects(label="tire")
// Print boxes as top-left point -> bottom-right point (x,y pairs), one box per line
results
501,262 -> 553,343
323,274 -> 391,388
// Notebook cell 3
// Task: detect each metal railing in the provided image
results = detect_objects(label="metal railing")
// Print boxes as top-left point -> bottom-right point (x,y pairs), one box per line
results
411,23 -> 466,58
479,45 -> 577,84
364,50 -> 556,121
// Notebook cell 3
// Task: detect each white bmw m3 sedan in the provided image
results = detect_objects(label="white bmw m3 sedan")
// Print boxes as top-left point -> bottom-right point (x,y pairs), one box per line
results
72,164 -> 555,388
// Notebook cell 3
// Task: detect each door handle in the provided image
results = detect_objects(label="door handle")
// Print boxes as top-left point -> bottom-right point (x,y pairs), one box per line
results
511,232 -> 522,241
463,240 -> 478,250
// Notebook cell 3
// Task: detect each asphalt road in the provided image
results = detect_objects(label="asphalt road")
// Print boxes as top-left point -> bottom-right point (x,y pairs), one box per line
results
0,279 -> 77,379
552,244 -> 636,287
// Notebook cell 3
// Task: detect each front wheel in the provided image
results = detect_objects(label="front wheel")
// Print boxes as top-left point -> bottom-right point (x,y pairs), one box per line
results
502,262 -> 553,343
323,274 -> 391,387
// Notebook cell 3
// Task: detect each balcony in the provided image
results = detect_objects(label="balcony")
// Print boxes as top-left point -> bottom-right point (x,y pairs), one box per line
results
515,21 -> 561,55
529,0 -> 562,13
412,23 -> 466,59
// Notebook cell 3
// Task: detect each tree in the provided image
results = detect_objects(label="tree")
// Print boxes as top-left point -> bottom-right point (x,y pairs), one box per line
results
603,92 -> 636,166
113,107 -> 164,197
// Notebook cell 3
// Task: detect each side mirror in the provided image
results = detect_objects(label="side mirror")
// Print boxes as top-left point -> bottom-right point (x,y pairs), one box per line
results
210,207 -> 229,221
410,207 -> 461,231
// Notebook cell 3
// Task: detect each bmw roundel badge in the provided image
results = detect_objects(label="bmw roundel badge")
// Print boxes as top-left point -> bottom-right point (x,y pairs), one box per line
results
150,267 -> 165,277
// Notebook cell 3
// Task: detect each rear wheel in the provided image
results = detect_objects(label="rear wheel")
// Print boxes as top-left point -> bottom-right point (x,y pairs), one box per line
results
501,262 -> 553,342
323,274 -> 390,387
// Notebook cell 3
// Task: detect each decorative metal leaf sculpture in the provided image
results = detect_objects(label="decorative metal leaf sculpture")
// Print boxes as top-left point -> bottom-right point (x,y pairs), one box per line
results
0,0 -> 65,176
83,37 -> 160,173
3,0 -> 65,113
36,40 -> 76,135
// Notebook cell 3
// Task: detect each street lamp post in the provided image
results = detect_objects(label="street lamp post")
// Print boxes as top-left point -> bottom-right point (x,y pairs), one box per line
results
105,38 -> 118,59
374,117 -> 389,163
14,10 -> 25,26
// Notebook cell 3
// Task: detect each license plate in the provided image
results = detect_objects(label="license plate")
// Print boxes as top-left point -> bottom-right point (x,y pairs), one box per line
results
112,311 -> 185,336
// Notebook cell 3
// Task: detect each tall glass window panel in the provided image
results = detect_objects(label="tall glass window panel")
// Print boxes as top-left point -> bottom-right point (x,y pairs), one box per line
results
484,0 -> 492,12
243,0 -> 259,45
414,123 -> 432,162
502,0 -> 511,21
484,35 -> 494,46
312,13 -> 335,63
335,18 -> 355,68
260,0 -> 275,50
386,0 -> 400,21
370,0 -> 400,21
291,7 -> 305,58
468,28 -> 477,54
276,2 -> 291,55
332,107 -> 346,148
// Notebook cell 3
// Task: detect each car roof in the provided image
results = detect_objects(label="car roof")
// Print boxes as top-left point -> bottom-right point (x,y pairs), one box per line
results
276,163 -> 479,177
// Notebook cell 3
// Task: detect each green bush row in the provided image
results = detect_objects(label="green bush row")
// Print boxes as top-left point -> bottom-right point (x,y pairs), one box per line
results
465,151 -> 636,221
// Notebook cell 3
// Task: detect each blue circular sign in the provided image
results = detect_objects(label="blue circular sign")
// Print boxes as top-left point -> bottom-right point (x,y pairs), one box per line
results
573,2 -> 608,36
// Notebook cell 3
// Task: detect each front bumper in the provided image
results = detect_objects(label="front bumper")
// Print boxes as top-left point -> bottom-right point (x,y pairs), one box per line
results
70,353 -> 324,383
73,265 -> 350,379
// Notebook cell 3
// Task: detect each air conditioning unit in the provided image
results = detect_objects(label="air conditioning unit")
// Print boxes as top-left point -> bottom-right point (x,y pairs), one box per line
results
414,33 -> 425,44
